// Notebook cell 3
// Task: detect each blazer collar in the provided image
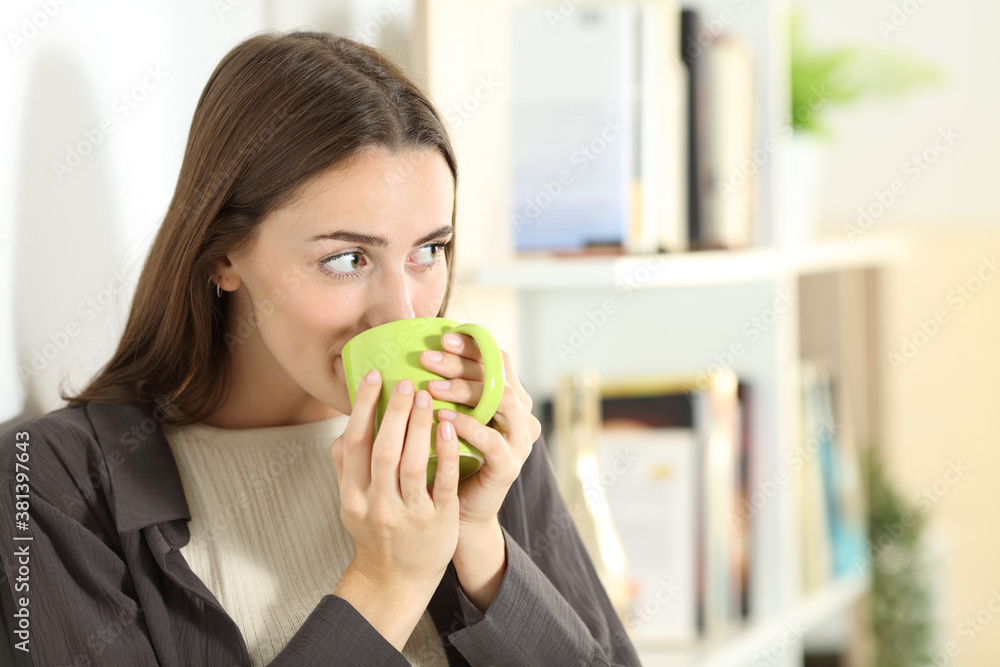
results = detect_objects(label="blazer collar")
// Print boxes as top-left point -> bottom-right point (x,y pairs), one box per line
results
85,401 -> 192,532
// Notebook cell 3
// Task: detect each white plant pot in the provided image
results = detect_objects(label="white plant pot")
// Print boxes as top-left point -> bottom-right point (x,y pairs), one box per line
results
778,132 -> 827,246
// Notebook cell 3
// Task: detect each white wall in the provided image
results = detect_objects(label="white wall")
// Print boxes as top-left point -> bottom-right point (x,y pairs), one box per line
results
794,2 -> 1000,664
0,1 -> 441,427
0,1 -> 276,424
796,0 -> 1000,231
879,229 -> 1000,666
0,0 -> 521,429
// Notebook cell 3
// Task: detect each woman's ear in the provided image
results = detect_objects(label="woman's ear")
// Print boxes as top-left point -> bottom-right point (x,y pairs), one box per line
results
211,256 -> 242,294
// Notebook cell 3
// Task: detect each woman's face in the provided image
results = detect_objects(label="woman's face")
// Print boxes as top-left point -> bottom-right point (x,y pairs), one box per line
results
218,147 -> 454,418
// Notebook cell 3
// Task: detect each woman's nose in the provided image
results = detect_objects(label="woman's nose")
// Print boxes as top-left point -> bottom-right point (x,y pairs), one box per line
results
368,268 -> 416,325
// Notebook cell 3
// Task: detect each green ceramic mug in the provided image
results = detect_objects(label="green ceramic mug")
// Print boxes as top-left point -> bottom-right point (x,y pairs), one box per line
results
342,317 -> 506,484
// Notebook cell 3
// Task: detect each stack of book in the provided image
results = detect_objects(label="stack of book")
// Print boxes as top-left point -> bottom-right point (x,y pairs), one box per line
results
510,1 -> 756,256
797,361 -> 868,591
541,369 -> 751,643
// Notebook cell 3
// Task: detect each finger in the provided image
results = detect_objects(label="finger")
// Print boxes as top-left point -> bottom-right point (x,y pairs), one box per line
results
330,435 -> 344,488
500,350 -> 533,413
438,410 -> 510,467
442,409 -> 523,475
370,378 -> 415,496
341,368 -> 382,491
459,383 -> 523,446
431,419 -> 460,506
489,406 -> 542,456
427,377 -> 482,408
420,347 -> 484,382
399,389 -> 434,506
442,332 -> 481,361
489,384 -> 523,433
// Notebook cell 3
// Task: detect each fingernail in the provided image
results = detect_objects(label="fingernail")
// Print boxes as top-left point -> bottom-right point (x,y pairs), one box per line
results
424,350 -> 444,363
415,390 -> 430,408
441,421 -> 455,441
438,408 -> 457,421
396,379 -> 413,395
443,334 -> 461,349
429,380 -> 451,390
364,369 -> 380,384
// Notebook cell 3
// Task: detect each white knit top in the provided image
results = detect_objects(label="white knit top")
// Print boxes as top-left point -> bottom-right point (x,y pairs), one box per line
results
163,416 -> 449,666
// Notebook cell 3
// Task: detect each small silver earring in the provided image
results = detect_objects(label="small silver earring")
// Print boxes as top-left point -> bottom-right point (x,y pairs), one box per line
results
208,274 -> 222,298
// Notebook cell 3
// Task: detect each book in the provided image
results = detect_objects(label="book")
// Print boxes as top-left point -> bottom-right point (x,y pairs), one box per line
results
510,1 -> 687,255
705,34 -> 756,249
599,426 -> 700,640
680,8 -> 714,250
680,10 -> 757,249
511,5 -> 637,253
632,0 -> 687,254
799,361 -> 868,591
550,370 -> 632,618
542,369 -> 746,641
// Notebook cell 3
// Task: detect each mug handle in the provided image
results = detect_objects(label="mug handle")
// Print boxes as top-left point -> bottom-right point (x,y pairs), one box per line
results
448,323 -> 506,425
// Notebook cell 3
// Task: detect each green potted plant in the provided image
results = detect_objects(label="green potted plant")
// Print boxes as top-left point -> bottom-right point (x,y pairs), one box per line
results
783,9 -> 945,244
865,447 -> 935,666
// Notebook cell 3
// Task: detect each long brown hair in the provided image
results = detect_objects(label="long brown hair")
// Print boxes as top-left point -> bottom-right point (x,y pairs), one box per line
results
63,31 -> 458,425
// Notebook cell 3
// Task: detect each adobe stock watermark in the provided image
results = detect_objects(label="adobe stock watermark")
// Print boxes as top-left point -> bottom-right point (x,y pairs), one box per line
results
887,254 -> 997,371
352,0 -> 406,43
555,255 -> 666,361
51,65 -> 169,182
679,0 -> 760,59
718,83 -> 830,197
442,74 -> 501,131
549,0 -> 756,33
930,588 -> 1000,666
58,400 -> 181,514
213,0 -> 247,19
512,116 -> 627,232
878,0 -> 931,39
615,579 -> 682,641
751,619 -> 806,666
63,608 -> 141,665
695,289 -> 798,391
177,105 -> 292,222
844,126 -> 959,242
531,446 -> 640,556
221,263 -> 315,353
543,0 -> 588,28
729,416 -> 838,528
200,439 -> 311,543
854,459 -> 968,573
17,266 -> 133,382
7,0 -> 72,54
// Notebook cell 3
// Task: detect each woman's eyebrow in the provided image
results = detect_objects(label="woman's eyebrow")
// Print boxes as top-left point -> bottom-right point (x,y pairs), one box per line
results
307,225 -> 453,247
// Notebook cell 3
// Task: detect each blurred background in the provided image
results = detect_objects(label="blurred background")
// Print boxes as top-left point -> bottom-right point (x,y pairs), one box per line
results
1,1 -> 997,665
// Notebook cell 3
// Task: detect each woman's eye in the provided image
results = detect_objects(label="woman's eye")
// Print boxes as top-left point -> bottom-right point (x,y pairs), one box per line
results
324,251 -> 365,274
412,243 -> 446,265
322,243 -> 447,279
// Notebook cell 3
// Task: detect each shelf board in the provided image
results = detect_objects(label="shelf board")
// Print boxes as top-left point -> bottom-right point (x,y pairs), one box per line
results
633,572 -> 871,667
475,235 -> 911,290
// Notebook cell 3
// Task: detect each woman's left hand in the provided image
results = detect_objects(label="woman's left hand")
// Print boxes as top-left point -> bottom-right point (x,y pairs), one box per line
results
421,332 -> 541,531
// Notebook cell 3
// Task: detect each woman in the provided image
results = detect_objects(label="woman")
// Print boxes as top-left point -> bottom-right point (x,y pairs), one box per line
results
0,31 -> 641,666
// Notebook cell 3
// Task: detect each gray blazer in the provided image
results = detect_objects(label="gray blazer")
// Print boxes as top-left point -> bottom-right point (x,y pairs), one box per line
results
0,401 -> 641,666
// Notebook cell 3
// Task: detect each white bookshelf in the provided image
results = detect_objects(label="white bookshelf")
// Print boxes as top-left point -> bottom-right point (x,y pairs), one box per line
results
476,236 -> 911,290
633,572 -> 871,666
471,240 -> 901,666
411,1 -> 895,665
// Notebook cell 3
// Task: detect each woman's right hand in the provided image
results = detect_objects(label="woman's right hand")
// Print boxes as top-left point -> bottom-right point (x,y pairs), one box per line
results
329,368 -> 461,650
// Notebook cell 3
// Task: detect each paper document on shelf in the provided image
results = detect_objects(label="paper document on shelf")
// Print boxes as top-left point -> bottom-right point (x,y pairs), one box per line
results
597,427 -> 698,642
511,6 -> 635,251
